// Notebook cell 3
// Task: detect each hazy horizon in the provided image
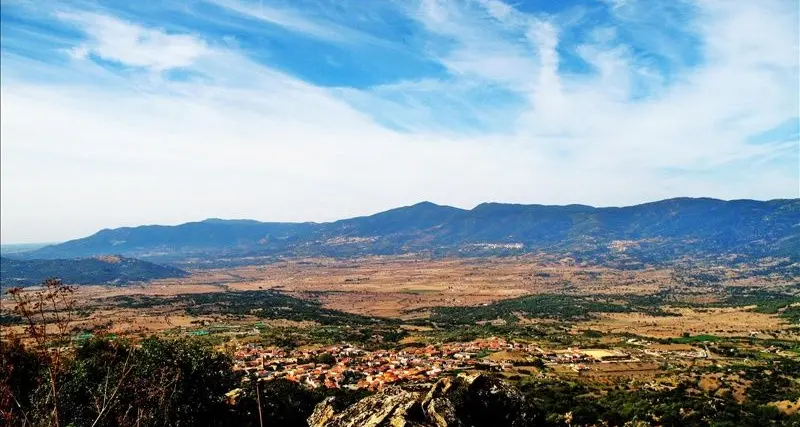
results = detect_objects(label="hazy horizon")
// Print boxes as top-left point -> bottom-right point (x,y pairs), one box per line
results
2,0 -> 798,244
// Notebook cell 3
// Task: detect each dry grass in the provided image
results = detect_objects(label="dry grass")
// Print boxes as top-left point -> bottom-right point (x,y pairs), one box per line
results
577,307 -> 791,339
769,399 -> 800,416
3,256 -> 795,340
483,350 -> 529,362
59,256 -> 706,318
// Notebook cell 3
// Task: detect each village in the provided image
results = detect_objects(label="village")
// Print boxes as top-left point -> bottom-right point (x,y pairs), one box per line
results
229,336 -> 710,391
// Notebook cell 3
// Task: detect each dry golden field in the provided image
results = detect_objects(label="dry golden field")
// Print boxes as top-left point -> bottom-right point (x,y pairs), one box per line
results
67,256 -> 696,315
577,307 -> 792,339
3,256 -> 797,339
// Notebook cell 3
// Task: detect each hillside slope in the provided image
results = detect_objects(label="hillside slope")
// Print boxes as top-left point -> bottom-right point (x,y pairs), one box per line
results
0,256 -> 188,287
24,198 -> 800,264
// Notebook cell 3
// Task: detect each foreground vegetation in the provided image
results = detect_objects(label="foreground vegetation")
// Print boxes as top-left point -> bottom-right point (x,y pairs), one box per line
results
3,335 -> 799,427
1,336 -> 372,427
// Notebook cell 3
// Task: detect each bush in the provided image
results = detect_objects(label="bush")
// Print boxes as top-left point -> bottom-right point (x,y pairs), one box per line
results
3,337 -> 236,427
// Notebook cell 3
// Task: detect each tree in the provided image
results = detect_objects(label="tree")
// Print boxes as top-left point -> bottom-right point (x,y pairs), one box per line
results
313,352 -> 336,365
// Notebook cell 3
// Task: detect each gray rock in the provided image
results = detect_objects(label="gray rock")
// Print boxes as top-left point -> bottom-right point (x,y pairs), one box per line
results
308,386 -> 423,427
307,374 -> 527,427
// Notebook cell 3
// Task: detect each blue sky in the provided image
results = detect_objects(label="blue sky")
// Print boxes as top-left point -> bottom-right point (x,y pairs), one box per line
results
1,0 -> 798,243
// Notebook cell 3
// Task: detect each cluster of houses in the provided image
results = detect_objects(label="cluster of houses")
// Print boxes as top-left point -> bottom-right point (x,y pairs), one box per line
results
231,336 -> 640,390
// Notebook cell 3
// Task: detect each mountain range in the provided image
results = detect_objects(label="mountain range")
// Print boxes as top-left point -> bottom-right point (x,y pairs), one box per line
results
15,198 -> 800,266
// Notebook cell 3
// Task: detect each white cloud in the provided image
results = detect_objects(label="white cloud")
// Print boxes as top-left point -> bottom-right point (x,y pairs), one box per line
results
209,0 -> 390,46
412,0 -> 539,85
58,12 -> 209,71
479,0 -> 513,22
0,0 -> 797,243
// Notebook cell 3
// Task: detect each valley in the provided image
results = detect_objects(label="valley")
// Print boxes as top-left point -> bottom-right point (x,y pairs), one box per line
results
4,255 -> 798,350
3,200 -> 799,426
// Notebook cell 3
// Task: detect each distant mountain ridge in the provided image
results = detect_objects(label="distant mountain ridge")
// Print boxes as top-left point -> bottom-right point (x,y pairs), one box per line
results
0,256 -> 188,287
22,198 -> 800,266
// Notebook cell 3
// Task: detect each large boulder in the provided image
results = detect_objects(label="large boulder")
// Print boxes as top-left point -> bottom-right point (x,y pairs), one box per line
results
308,386 -> 424,427
308,374 -> 537,427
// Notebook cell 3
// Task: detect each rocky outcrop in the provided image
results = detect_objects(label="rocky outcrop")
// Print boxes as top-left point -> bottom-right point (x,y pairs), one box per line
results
420,377 -> 460,427
307,374 -> 534,427
307,397 -> 338,426
307,386 -> 423,427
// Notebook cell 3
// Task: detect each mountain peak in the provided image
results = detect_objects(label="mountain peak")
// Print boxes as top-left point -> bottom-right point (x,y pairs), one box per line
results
410,200 -> 438,208
200,218 -> 262,225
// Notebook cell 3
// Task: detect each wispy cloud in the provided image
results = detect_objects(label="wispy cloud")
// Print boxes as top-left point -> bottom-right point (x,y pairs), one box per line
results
0,0 -> 797,243
58,12 -> 209,71
209,0 -> 367,44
